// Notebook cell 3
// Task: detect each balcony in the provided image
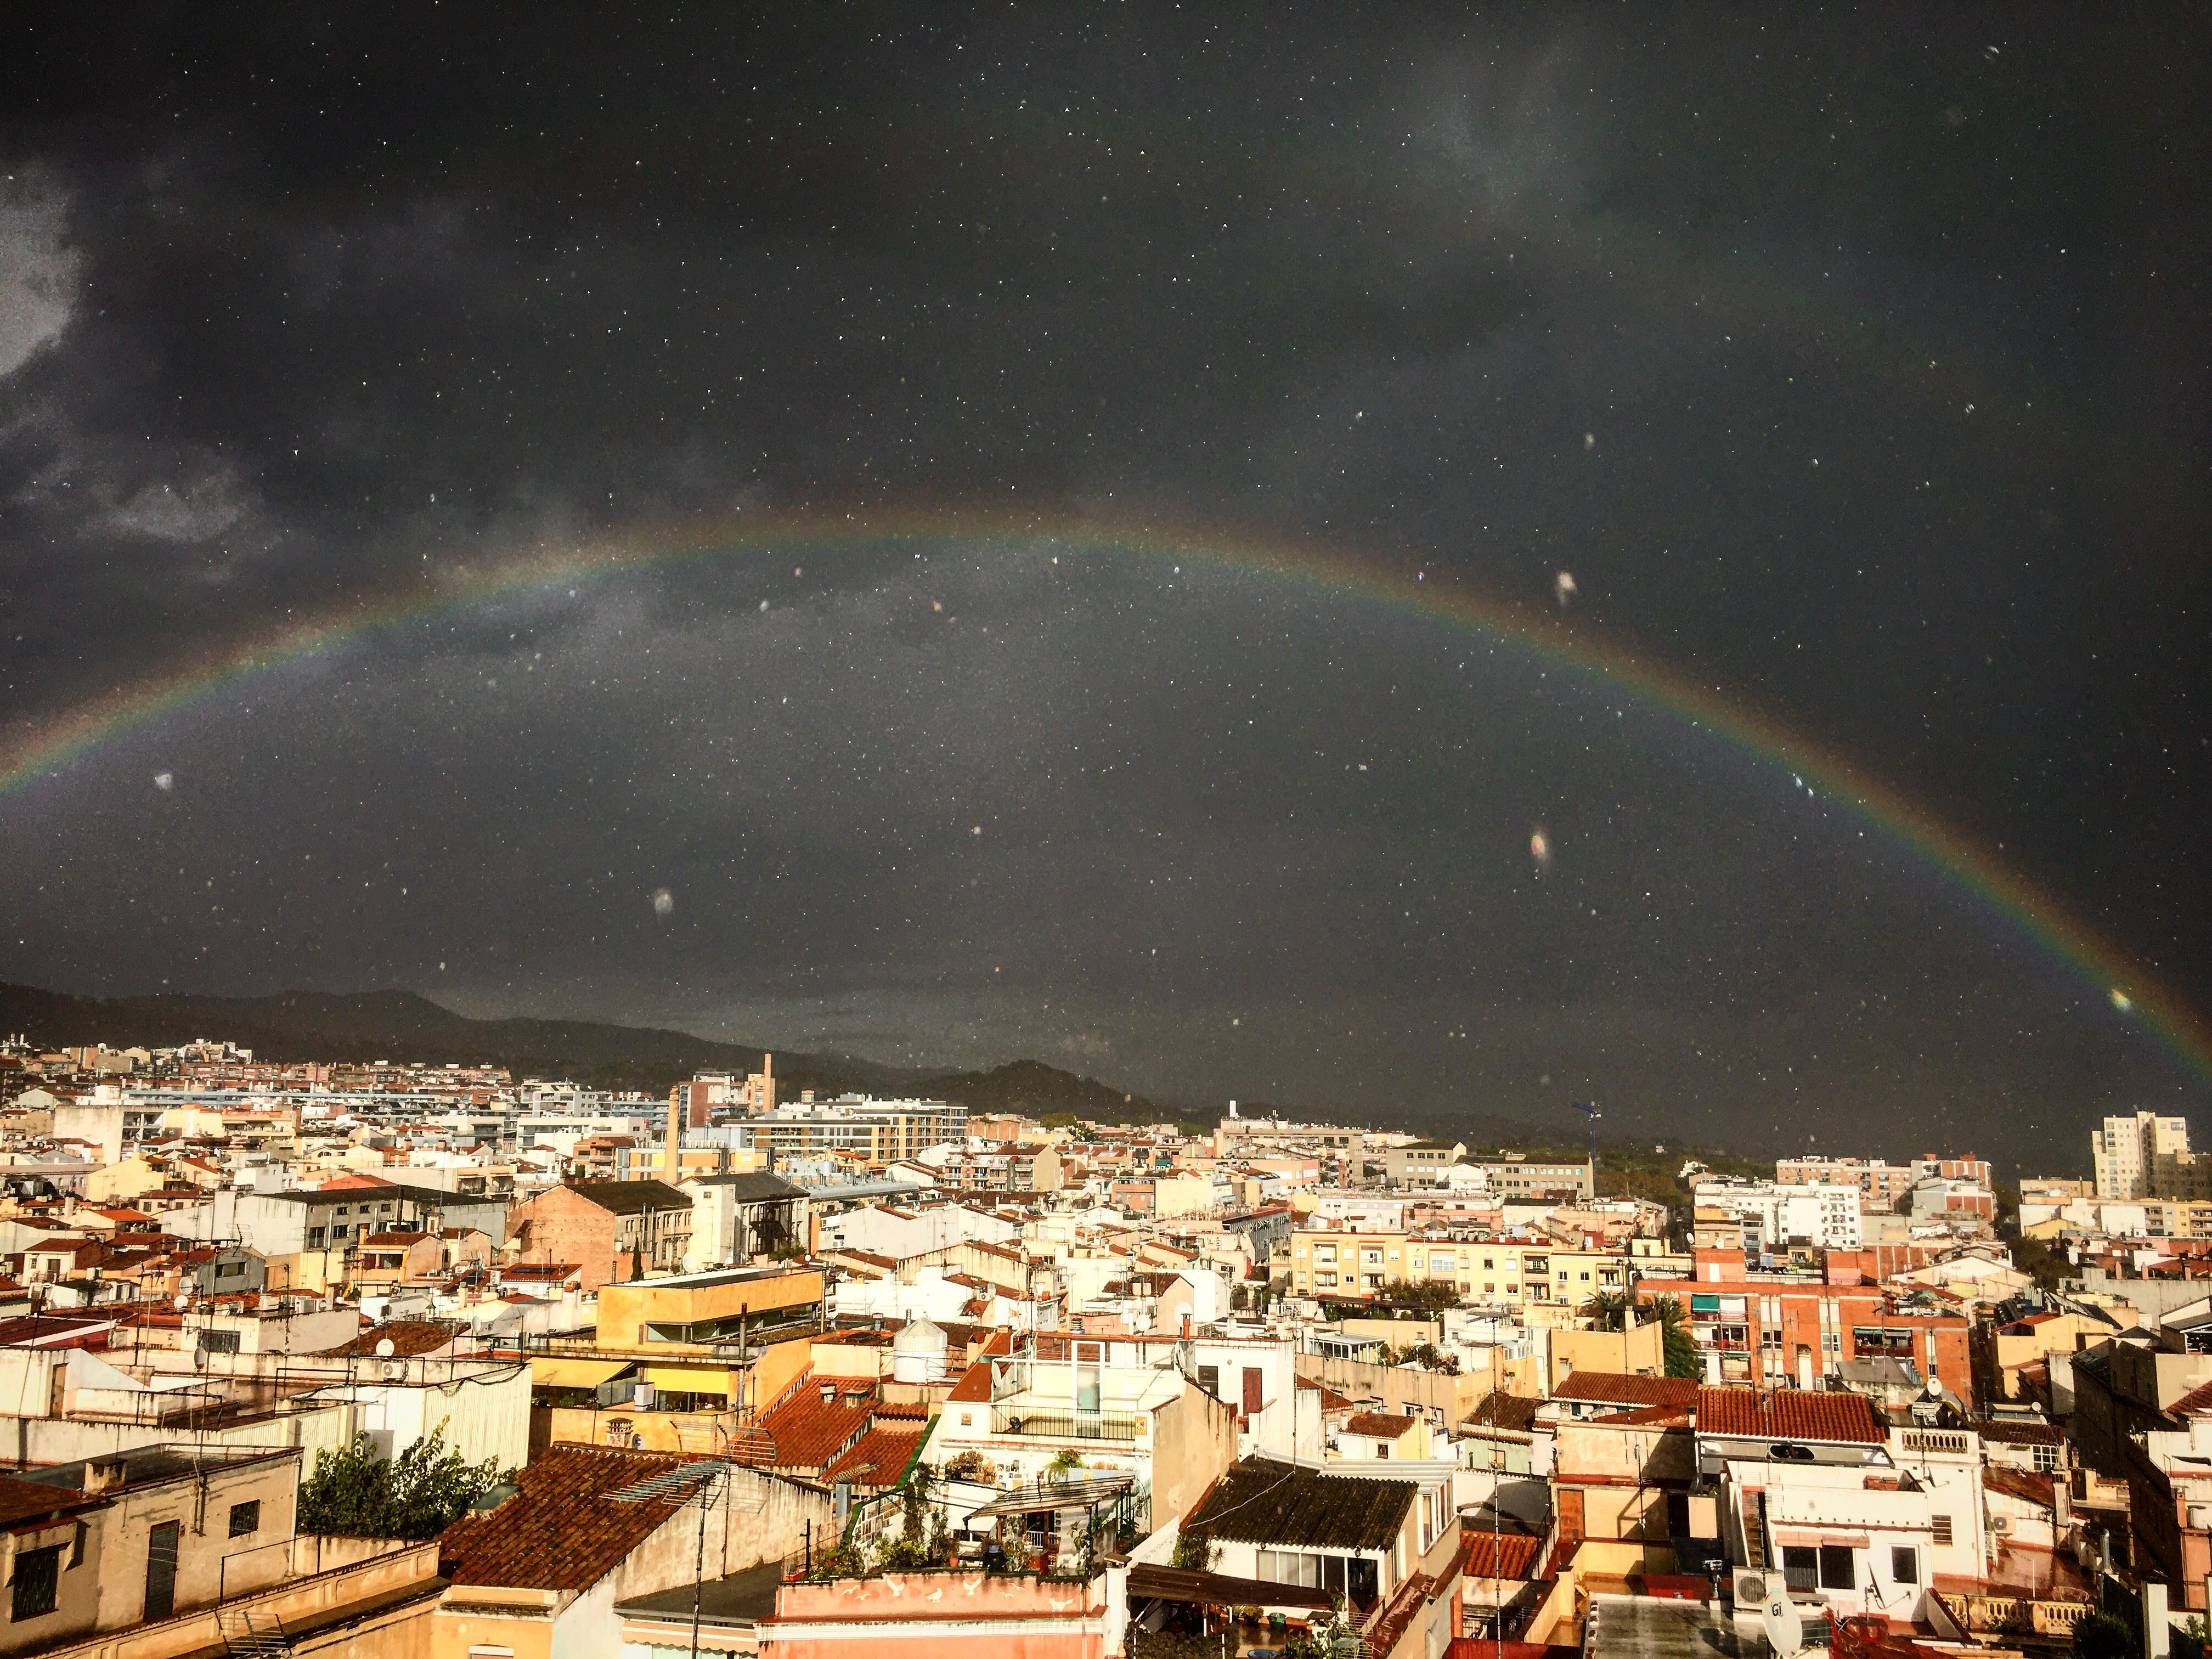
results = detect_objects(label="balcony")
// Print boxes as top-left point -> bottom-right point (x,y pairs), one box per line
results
989,1407 -> 1141,1443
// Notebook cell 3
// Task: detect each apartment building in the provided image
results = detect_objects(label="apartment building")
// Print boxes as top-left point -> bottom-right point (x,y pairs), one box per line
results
2094,1110 -> 2192,1200
1285,1227 -> 1634,1321
1691,1178 -> 1864,1250
1464,1154 -> 1593,1201
503,1178 -> 694,1291
718,1096 -> 968,1165
924,1333 -> 1240,1524
1775,1156 -> 1920,1212
1637,1252 -> 1972,1392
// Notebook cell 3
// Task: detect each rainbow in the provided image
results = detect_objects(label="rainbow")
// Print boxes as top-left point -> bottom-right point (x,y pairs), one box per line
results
4,501 -> 2205,1084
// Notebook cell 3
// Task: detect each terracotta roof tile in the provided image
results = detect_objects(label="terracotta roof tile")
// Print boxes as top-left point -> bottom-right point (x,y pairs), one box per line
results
1974,1419 -> 2064,1446
945,1362 -> 994,1403
320,1321 -> 455,1358
1695,1386 -> 1887,1446
1551,1372 -> 1700,1409
1461,1531 -> 1542,1581
1345,1413 -> 1420,1439
822,1426 -> 927,1488
1363,1569 -> 1436,1646
0,1476 -> 95,1527
2169,1380 -> 2212,1419
758,1373 -> 877,1470
438,1444 -> 690,1590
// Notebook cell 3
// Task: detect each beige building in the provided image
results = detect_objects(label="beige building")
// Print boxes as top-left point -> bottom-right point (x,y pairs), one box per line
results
2094,1110 -> 2191,1199
1286,1227 -> 1635,1322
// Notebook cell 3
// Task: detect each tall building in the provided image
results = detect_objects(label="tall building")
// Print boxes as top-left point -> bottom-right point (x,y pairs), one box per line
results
2092,1110 -> 2191,1199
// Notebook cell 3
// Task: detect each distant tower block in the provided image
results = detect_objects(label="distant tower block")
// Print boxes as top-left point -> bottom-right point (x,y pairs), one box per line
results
740,1052 -> 776,1115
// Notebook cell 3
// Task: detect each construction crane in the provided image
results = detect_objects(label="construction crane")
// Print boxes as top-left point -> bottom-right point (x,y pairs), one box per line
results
1572,1101 -> 1600,1183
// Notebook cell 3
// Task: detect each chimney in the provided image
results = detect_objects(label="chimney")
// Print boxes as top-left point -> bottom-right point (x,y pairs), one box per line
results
83,1455 -> 130,1495
819,1379 -> 836,1404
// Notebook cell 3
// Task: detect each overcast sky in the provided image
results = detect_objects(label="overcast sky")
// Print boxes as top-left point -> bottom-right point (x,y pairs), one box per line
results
1,8 -> 2205,1166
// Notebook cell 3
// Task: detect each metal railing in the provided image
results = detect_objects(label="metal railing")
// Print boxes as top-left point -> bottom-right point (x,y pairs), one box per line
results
989,1408 -> 1139,1443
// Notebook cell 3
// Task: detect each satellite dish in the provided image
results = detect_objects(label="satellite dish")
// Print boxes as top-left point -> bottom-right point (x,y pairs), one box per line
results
1760,1594 -> 1804,1659
375,1338 -> 397,1359
173,1293 -> 191,1311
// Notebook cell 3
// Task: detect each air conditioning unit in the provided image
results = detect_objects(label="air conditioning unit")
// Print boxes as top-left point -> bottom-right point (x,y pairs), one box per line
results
1990,1516 -> 2011,1534
1735,1573 -> 1767,1606
2188,1504 -> 2212,1530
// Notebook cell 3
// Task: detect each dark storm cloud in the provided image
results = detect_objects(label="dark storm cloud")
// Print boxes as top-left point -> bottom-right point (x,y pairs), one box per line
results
1,7 -> 2205,1159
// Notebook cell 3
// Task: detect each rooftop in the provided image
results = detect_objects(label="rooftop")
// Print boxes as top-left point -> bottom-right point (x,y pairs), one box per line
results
1553,1372 -> 1700,1410
1696,1386 -> 1888,1446
616,1561 -> 786,1626
437,1444 -> 691,1590
1183,1457 -> 1414,1552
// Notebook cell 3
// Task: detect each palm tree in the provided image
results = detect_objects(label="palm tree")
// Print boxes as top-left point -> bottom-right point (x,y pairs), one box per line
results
1643,1294 -> 1702,1378
1581,1290 -> 1635,1332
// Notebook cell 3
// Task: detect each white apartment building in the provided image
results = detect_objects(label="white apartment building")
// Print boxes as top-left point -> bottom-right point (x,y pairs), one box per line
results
2093,1110 -> 2191,1200
1691,1178 -> 1862,1250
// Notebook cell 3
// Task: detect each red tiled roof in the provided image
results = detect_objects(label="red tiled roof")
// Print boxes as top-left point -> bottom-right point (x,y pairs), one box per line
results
1551,1372 -> 1700,1408
320,1321 -> 456,1358
1695,1386 -> 1887,1446
758,1373 -> 877,1469
945,1362 -> 994,1403
1587,1403 -> 1693,1428
823,1426 -> 927,1488
1363,1570 -> 1436,1650
1974,1419 -> 2064,1446
0,1476 -> 95,1526
1983,1466 -> 2056,1509
1345,1413 -> 1420,1439
438,1445 -> 691,1589
1462,1530 -> 1543,1581
1462,1391 -> 1541,1433
2169,1380 -> 2212,1419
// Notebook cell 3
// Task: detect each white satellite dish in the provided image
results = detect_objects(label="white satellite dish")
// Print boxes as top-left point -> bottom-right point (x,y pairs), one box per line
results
1760,1594 -> 1804,1659
374,1338 -> 397,1359
173,1293 -> 191,1311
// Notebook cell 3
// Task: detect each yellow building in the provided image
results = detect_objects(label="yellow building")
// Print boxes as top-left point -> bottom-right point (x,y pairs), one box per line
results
1286,1229 -> 1634,1323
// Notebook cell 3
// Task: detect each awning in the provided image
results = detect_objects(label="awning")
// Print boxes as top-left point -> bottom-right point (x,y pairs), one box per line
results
532,1357 -> 636,1390
966,1474 -> 1136,1516
1126,1565 -> 1334,1612
644,1365 -> 732,1396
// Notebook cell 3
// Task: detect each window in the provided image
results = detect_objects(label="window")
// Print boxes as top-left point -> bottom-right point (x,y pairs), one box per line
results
12,1543 -> 60,1620
1374,1444 -> 1390,1459
1891,1547 -> 1918,1584
1819,1546 -> 1855,1590
228,1501 -> 261,1537
2032,1443 -> 2059,1474
1932,1515 -> 1953,1546
1781,1547 -> 1818,1592
199,1330 -> 241,1355
1198,1365 -> 1220,1398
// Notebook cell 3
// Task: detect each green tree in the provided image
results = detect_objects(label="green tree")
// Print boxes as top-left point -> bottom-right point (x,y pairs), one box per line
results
1170,1527 -> 1220,1571
2071,1613 -> 2137,1659
1641,1295 -> 1702,1379
1581,1290 -> 1636,1332
297,1431 -> 505,1539
1376,1277 -> 1458,1315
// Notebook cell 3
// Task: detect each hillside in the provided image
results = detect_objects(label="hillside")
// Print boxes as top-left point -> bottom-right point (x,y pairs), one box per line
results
0,981 -> 1169,1119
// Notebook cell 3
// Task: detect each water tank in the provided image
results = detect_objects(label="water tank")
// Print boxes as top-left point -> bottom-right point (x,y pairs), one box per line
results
891,1317 -> 949,1384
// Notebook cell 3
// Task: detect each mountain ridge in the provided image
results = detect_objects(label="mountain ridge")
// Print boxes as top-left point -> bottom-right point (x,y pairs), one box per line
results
0,981 -> 1173,1124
